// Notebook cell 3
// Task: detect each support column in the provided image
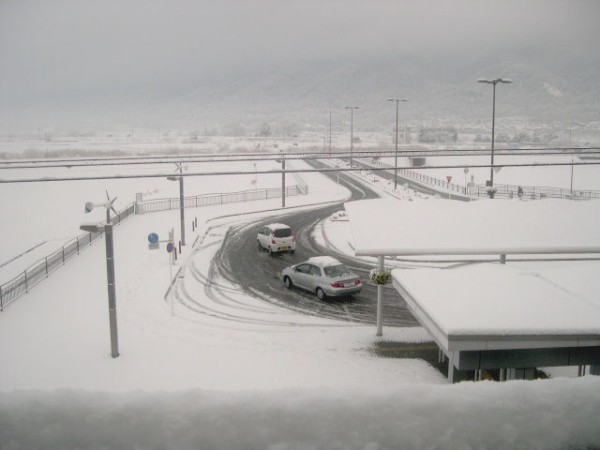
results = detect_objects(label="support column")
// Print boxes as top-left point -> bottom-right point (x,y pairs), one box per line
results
448,351 -> 456,383
499,368 -> 506,382
376,255 -> 384,337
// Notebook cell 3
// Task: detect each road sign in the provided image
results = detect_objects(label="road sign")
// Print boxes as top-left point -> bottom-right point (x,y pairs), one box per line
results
166,242 -> 174,253
148,232 -> 159,244
446,176 -> 452,183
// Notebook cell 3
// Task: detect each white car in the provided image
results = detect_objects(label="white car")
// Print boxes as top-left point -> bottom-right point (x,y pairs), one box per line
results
281,256 -> 362,300
257,223 -> 296,255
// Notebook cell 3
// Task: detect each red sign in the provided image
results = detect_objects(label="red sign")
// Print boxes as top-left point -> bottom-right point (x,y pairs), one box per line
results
446,176 -> 452,183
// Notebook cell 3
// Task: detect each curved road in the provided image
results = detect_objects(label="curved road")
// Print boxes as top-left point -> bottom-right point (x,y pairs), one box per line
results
212,160 -> 419,327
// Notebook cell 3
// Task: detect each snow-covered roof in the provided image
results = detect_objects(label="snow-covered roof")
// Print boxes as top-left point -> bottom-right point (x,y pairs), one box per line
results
392,262 -> 600,352
345,198 -> 600,355
307,256 -> 342,267
266,223 -> 292,230
344,199 -> 600,256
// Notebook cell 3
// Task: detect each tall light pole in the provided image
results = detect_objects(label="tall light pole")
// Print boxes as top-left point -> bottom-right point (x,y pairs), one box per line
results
328,110 -> 332,158
388,98 -> 407,190
477,78 -> 512,192
167,163 -> 186,247
345,106 -> 358,167
80,192 -> 120,358
281,152 -> 286,208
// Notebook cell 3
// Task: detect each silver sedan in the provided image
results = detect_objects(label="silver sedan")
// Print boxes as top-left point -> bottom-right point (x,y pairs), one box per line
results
281,256 -> 362,300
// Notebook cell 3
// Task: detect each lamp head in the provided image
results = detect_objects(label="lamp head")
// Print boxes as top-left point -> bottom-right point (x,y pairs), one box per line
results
80,222 -> 104,233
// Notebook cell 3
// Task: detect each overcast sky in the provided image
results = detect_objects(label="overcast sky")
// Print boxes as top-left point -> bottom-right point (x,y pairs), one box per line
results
1,0 -> 598,121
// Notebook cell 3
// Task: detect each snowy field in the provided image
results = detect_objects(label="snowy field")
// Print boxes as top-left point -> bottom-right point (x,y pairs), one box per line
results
1,149 -> 600,449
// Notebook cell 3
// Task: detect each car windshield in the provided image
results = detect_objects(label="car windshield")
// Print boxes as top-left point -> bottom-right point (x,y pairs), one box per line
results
323,264 -> 352,278
273,228 -> 292,238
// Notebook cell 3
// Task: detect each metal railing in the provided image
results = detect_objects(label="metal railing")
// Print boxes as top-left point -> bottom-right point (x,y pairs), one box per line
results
468,183 -> 600,200
1,183 -> 308,311
362,158 -> 469,197
0,204 -> 135,311
136,184 -> 308,214
364,158 -> 600,201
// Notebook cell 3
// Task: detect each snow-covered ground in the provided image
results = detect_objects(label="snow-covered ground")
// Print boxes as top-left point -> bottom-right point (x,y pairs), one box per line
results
1,152 -> 600,449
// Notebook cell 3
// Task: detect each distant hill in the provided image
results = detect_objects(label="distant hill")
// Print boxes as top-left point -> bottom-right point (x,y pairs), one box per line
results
4,50 -> 599,134
148,50 -> 600,133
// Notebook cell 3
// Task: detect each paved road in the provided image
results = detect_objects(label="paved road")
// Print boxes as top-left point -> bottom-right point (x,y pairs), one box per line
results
213,160 -> 420,327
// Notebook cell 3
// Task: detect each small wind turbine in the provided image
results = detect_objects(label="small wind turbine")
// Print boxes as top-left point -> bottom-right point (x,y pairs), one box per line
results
85,190 -> 118,224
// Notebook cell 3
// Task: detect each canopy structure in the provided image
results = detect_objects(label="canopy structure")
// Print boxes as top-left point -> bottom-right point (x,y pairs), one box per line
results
344,199 -> 600,382
344,199 -> 600,256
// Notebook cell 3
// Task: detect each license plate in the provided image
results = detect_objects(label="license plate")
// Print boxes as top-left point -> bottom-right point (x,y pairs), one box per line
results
281,246 -> 288,251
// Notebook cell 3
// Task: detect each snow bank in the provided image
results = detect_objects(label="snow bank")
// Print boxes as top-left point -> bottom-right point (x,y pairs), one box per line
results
2,377 -> 599,449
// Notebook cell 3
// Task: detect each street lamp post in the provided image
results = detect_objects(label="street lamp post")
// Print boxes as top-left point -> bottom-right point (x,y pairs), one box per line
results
281,153 -> 286,208
81,192 -> 120,358
477,78 -> 512,193
167,163 -> 186,247
345,106 -> 358,167
328,110 -> 332,158
387,98 -> 407,190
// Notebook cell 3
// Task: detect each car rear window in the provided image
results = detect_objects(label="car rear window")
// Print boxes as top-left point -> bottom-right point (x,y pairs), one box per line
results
273,228 -> 292,238
324,264 -> 352,277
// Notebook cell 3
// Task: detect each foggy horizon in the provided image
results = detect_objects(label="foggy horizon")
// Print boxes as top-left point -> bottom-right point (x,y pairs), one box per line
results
1,0 -> 599,131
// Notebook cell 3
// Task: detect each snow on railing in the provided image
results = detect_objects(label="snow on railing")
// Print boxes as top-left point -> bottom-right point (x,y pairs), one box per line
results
135,185 -> 308,214
0,203 -> 135,311
1,183 -> 309,311
363,158 -> 600,201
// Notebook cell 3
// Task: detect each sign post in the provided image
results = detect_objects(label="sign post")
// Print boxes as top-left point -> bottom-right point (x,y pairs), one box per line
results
167,228 -> 175,316
148,232 -> 159,250
147,230 -> 176,316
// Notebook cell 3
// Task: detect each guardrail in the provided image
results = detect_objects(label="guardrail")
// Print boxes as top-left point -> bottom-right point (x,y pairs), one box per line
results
468,184 -> 600,200
136,184 -> 308,214
0,203 -> 135,311
364,157 -> 600,201
1,183 -> 308,311
361,158 -> 469,197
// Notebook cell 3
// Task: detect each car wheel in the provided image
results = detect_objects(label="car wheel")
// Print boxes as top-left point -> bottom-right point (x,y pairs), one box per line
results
316,287 -> 326,301
257,240 -> 262,251
284,276 -> 293,289
269,246 -> 274,256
